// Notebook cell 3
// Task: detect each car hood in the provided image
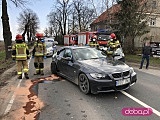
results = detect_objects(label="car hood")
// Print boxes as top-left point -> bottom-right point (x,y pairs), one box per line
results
79,58 -> 130,73
47,47 -> 53,51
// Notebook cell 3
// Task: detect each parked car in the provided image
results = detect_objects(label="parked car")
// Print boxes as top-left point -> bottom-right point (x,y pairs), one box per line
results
44,37 -> 54,42
46,42 -> 57,57
51,46 -> 137,94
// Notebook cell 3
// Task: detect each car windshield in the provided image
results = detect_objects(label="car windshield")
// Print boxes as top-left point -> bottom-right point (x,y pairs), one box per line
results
97,35 -> 110,41
44,38 -> 54,42
46,42 -> 53,48
73,47 -> 106,60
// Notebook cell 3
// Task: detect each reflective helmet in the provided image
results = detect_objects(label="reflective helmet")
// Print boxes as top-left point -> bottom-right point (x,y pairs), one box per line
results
36,33 -> 44,39
92,35 -> 97,39
110,33 -> 116,39
16,34 -> 23,40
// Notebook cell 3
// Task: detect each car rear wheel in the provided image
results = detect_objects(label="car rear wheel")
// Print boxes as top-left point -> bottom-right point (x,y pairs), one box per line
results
51,62 -> 57,74
78,73 -> 90,94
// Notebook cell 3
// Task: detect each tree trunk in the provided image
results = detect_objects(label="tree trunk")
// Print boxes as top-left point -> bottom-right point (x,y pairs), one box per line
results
22,24 -> 29,42
124,36 -> 136,54
131,38 -> 135,54
1,0 -> 12,60
78,11 -> 81,32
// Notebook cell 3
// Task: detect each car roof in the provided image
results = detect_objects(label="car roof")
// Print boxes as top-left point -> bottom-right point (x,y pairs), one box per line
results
44,37 -> 54,42
62,46 -> 90,50
57,46 -> 90,52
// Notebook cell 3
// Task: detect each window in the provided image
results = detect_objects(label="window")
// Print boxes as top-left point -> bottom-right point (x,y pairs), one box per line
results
58,49 -> 65,57
64,49 -> 72,58
150,18 -> 156,26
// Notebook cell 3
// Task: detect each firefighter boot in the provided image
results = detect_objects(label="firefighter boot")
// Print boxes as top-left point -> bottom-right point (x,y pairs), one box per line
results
40,70 -> 44,75
34,69 -> 40,75
18,75 -> 22,79
25,73 -> 29,79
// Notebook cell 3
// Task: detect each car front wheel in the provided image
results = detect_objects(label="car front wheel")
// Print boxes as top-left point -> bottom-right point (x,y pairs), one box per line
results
78,73 -> 90,94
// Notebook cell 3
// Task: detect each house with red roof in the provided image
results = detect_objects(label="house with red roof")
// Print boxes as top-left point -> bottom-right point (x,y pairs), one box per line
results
90,1 -> 160,47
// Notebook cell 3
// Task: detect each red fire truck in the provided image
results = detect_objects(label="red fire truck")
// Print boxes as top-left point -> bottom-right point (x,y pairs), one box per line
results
64,29 -> 112,47
95,29 -> 112,47
77,31 -> 97,45
77,30 -> 112,47
64,34 -> 78,46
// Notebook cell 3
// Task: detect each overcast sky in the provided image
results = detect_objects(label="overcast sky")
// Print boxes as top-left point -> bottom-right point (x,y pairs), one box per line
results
0,0 -> 115,40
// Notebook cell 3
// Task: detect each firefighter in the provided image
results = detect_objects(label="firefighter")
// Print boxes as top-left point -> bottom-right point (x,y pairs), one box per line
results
12,34 -> 30,79
107,33 -> 120,56
32,33 -> 47,75
89,35 -> 99,49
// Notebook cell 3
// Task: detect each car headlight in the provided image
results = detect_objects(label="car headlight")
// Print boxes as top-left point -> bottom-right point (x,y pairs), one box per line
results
90,73 -> 106,79
130,67 -> 134,74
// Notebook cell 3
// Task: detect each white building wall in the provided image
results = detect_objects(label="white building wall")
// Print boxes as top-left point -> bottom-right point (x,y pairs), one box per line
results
135,0 -> 160,47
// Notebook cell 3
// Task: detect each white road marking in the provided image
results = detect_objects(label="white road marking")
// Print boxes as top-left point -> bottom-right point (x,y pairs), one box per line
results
4,57 -> 32,115
4,79 -> 22,115
121,91 -> 160,117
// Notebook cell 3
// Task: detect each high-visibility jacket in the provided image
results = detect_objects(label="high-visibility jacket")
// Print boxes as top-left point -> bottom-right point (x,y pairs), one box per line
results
12,43 -> 30,60
107,39 -> 120,55
108,39 -> 120,49
33,41 -> 46,57
89,41 -> 99,47
89,38 -> 99,48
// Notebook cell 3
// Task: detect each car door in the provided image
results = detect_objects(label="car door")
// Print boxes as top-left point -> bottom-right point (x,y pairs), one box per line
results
61,48 -> 73,76
63,49 -> 79,82
56,48 -> 66,74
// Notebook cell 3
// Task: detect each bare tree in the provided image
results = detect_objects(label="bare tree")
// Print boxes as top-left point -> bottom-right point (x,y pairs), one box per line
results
47,0 -> 73,36
1,0 -> 29,59
55,0 -> 71,35
44,28 -> 49,37
68,8 -> 78,34
72,0 -> 97,32
73,0 -> 84,32
47,11 -> 64,44
47,11 -> 62,36
80,6 -> 96,31
17,9 -> 39,43
48,0 -> 98,34
48,27 -> 54,37
1,0 -> 12,59
88,0 -> 98,16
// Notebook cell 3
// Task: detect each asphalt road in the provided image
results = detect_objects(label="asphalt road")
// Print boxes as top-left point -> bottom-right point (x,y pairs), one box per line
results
37,57 -> 160,120
0,54 -> 160,120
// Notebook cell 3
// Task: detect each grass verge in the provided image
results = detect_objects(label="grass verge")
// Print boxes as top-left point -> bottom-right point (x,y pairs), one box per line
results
0,50 -> 15,75
125,54 -> 160,68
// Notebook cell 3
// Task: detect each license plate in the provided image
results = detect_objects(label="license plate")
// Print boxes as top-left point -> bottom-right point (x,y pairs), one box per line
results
116,78 -> 130,86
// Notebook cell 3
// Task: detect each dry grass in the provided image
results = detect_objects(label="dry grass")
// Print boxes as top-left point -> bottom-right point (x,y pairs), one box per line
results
0,41 -> 5,51
0,41 -> 15,75
125,54 -> 160,68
